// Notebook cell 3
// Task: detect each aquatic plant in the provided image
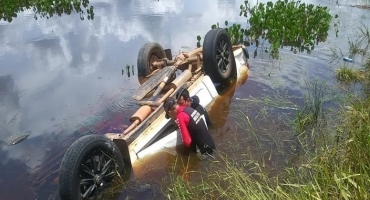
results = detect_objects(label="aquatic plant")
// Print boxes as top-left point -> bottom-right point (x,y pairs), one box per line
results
293,81 -> 326,133
168,23 -> 370,200
165,92 -> 370,200
0,0 -> 94,22
197,0 -> 338,59
165,152 -> 275,200
331,23 -> 370,98
92,164 -> 129,199
335,66 -> 365,82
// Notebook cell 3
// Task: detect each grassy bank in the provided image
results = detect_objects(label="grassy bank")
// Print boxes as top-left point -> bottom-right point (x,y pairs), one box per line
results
164,63 -> 370,200
164,13 -> 370,200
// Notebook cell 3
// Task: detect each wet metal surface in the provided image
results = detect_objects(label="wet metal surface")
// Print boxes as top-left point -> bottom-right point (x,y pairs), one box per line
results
0,0 -> 370,199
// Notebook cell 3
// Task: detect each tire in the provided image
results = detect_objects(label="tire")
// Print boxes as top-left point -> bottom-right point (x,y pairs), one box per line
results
137,42 -> 167,76
203,28 -> 237,83
58,134 -> 126,200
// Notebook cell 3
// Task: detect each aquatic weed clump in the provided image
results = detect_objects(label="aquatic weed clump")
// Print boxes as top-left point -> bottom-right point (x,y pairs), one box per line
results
332,24 -> 370,83
165,86 -> 370,200
197,0 -> 339,59
166,35 -> 370,200
164,152 -> 280,200
276,24 -> 370,200
293,81 -> 326,134
335,66 -> 365,82
278,96 -> 370,200
166,3 -> 370,200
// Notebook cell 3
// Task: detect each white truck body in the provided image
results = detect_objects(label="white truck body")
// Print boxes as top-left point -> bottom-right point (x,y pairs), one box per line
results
129,47 -> 249,165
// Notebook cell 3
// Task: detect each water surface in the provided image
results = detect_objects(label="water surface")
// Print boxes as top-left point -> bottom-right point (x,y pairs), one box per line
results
0,0 -> 369,199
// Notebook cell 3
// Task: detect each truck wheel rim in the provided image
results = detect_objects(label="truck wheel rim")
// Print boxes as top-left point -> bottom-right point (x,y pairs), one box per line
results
79,150 -> 116,199
216,39 -> 230,73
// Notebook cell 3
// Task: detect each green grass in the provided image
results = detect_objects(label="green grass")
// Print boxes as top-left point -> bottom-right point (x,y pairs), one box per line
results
165,152 -> 277,200
98,165 -> 130,200
293,81 -> 326,133
335,67 -> 365,82
164,89 -> 370,200
164,24 -> 370,200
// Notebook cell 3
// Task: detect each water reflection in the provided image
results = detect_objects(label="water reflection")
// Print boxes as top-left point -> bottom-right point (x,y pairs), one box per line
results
0,0 -> 94,22
0,0 -> 253,198
0,75 -> 20,127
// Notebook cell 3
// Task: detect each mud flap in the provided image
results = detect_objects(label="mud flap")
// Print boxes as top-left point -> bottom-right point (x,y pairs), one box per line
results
113,139 -> 132,167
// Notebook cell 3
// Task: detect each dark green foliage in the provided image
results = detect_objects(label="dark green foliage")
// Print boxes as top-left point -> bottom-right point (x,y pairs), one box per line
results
0,0 -> 94,22
196,35 -> 201,48
198,0 -> 338,59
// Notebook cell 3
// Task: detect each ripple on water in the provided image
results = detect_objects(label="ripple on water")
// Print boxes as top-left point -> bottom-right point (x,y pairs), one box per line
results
106,91 -> 137,113
74,115 -> 104,135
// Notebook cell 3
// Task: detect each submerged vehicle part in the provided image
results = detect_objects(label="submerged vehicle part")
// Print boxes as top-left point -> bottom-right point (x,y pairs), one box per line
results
58,28 -> 250,200
58,134 -> 126,200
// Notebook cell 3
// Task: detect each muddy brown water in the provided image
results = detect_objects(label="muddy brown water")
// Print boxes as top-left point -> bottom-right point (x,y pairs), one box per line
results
0,0 -> 369,199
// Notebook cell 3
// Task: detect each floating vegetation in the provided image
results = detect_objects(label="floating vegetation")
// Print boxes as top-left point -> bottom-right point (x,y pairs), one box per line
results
331,23 -> 370,89
335,66 -> 366,82
167,14 -> 370,200
6,131 -> 31,146
197,0 -> 339,59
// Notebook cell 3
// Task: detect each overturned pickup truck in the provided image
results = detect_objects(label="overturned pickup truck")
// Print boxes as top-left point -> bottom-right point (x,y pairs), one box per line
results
58,28 -> 250,200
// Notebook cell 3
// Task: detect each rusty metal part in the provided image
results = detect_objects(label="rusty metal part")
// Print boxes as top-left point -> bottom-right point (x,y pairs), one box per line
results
123,105 -> 152,135
145,69 -> 160,78
187,64 -> 192,71
118,81 -> 192,141
130,105 -> 152,123
152,52 -> 203,68
126,50 -> 202,134
152,59 -> 174,67
124,70 -> 193,135
175,52 -> 186,62
185,54 -> 203,64
192,66 -> 203,75
133,66 -> 177,101
157,87 -> 175,103
171,70 -> 192,87
136,101 -> 161,107
119,45 -> 243,137
101,44 -> 249,170
123,119 -> 140,135
149,54 -> 159,72
152,81 -> 166,96
190,71 -> 202,82
155,70 -> 192,103
185,47 -> 203,57
152,69 -> 175,96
